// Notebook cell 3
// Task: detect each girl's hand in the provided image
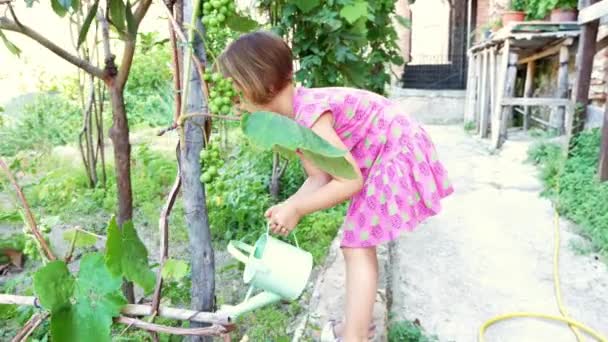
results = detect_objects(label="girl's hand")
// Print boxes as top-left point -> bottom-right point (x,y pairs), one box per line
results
265,202 -> 302,236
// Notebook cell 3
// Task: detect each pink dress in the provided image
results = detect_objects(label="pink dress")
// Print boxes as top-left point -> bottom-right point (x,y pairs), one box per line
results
293,86 -> 454,248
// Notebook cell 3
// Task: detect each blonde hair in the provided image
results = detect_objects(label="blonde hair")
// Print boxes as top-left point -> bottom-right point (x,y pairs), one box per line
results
217,30 -> 293,105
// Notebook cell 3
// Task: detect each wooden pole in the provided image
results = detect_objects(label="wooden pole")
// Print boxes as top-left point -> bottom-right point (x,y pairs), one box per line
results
553,45 -> 570,134
479,49 -> 491,138
475,53 -> 483,131
0,294 -> 232,325
496,52 -> 519,148
464,53 -> 478,124
570,0 -> 600,138
599,103 -> 608,181
523,61 -> 536,131
489,47 -> 497,123
491,40 -> 512,148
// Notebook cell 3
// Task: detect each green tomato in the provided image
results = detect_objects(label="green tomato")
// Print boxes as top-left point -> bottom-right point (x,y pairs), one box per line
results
201,150 -> 211,159
201,173 -> 212,183
209,90 -> 218,98
221,105 -> 231,114
210,103 -> 219,113
203,2 -> 212,11
203,72 -> 212,81
213,98 -> 223,107
207,166 -> 218,176
212,0 -> 221,8
221,96 -> 231,105
208,17 -> 218,26
220,6 -> 228,14
228,2 -> 235,11
217,13 -> 226,22
211,72 -> 222,83
221,0 -> 229,5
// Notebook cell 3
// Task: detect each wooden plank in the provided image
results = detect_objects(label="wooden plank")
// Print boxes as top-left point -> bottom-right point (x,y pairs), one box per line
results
502,97 -> 571,106
579,0 -> 608,24
491,41 -> 511,147
489,47 -> 497,113
570,0 -> 600,141
479,50 -> 491,138
523,61 -> 536,131
464,54 -> 478,124
599,103 -> 608,181
495,52 -> 519,149
552,45 -> 570,133
597,35 -> 608,53
517,39 -> 573,65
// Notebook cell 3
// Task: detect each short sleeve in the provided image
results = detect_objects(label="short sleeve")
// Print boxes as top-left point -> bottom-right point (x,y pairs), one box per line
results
294,88 -> 332,128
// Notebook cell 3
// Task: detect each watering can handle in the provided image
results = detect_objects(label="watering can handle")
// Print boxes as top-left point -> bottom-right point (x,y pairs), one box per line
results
227,240 -> 254,264
266,222 -> 300,248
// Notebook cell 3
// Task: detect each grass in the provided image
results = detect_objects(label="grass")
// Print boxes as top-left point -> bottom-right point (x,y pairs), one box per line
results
527,128 -> 608,256
388,320 -> 439,342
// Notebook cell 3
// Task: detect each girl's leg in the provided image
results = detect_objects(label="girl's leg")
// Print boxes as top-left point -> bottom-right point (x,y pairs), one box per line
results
342,246 -> 378,342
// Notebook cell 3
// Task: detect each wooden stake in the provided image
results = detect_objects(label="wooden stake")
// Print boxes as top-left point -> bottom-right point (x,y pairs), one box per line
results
553,45 -> 570,133
479,50 -> 491,138
523,61 -> 536,131
464,53 -> 478,124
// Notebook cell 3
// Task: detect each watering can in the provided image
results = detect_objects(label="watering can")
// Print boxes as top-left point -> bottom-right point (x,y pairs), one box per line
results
219,229 -> 313,318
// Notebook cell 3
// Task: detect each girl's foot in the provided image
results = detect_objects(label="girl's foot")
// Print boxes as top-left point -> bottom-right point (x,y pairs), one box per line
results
320,319 -> 376,341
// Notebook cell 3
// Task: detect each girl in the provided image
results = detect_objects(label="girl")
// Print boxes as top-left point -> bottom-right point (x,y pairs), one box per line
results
217,31 -> 453,342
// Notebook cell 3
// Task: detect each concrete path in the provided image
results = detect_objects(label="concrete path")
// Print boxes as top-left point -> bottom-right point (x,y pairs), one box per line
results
388,125 -> 608,342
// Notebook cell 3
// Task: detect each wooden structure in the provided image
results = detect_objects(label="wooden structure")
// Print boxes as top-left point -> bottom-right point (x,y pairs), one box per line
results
464,22 -> 580,149
575,0 -> 608,181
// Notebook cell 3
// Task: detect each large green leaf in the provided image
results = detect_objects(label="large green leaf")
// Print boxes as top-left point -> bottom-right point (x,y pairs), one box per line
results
33,261 -> 74,312
288,0 -> 320,13
241,111 -> 357,179
105,217 -> 155,294
51,0 -> 68,16
77,0 -> 99,49
225,12 -> 260,32
125,0 -> 137,36
33,254 -> 126,342
161,259 -> 189,281
340,1 -> 368,24
62,229 -> 98,248
109,0 -> 126,33
0,29 -> 21,57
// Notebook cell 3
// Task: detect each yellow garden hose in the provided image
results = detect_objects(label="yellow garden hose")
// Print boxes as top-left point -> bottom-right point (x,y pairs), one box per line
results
478,147 -> 608,342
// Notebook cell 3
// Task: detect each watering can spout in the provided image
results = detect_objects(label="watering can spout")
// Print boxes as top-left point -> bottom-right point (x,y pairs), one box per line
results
220,291 -> 282,318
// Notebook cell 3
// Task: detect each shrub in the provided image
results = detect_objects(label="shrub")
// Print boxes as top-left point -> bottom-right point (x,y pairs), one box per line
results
528,129 -> 608,254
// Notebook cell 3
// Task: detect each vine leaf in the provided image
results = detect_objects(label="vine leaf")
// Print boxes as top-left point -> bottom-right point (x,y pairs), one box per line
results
0,29 -> 21,57
394,14 -> 412,29
51,0 -> 68,16
225,12 -> 260,32
108,0 -> 126,33
241,111 -> 357,179
340,1 -> 368,24
33,253 -> 126,342
288,0 -> 320,13
62,229 -> 97,248
161,259 -> 189,281
77,0 -> 99,49
105,217 -> 155,294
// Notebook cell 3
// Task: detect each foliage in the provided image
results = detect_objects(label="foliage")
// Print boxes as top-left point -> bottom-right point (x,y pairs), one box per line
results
528,129 -> 608,255
162,259 -> 190,281
0,94 -> 81,157
124,33 -> 174,127
258,0 -> 403,95
34,253 -> 126,342
526,0 -> 577,19
510,0 -> 527,11
62,229 -> 98,248
105,217 -> 156,294
388,320 -> 439,342
236,302 -> 301,341
241,111 -> 357,179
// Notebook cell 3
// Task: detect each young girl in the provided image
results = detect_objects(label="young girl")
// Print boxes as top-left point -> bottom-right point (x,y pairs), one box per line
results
218,31 -> 453,342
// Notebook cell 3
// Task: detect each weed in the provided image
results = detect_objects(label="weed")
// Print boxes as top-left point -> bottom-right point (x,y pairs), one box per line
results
388,320 -> 439,342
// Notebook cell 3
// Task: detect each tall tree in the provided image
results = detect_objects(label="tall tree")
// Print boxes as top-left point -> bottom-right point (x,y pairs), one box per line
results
0,0 -> 152,302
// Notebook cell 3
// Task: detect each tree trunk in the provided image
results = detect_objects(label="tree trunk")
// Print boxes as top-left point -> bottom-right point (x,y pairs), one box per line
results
180,1 -> 215,341
107,84 -> 136,303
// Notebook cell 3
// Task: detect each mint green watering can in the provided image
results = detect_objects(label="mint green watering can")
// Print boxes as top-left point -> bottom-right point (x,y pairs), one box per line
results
219,229 -> 313,318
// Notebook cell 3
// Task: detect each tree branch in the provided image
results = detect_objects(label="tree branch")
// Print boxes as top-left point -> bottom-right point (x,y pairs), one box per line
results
115,0 -> 152,88
115,316 -> 234,336
0,158 -> 56,261
10,312 -> 49,342
0,17 -> 105,79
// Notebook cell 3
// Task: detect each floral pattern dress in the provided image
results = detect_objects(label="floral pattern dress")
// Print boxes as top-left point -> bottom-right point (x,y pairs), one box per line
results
293,86 -> 454,247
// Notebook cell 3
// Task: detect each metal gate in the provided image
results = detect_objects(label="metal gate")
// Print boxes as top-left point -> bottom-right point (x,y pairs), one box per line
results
401,0 -> 469,90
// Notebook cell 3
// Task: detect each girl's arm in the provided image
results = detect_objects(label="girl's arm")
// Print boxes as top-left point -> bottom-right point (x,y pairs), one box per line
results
289,112 -> 363,216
